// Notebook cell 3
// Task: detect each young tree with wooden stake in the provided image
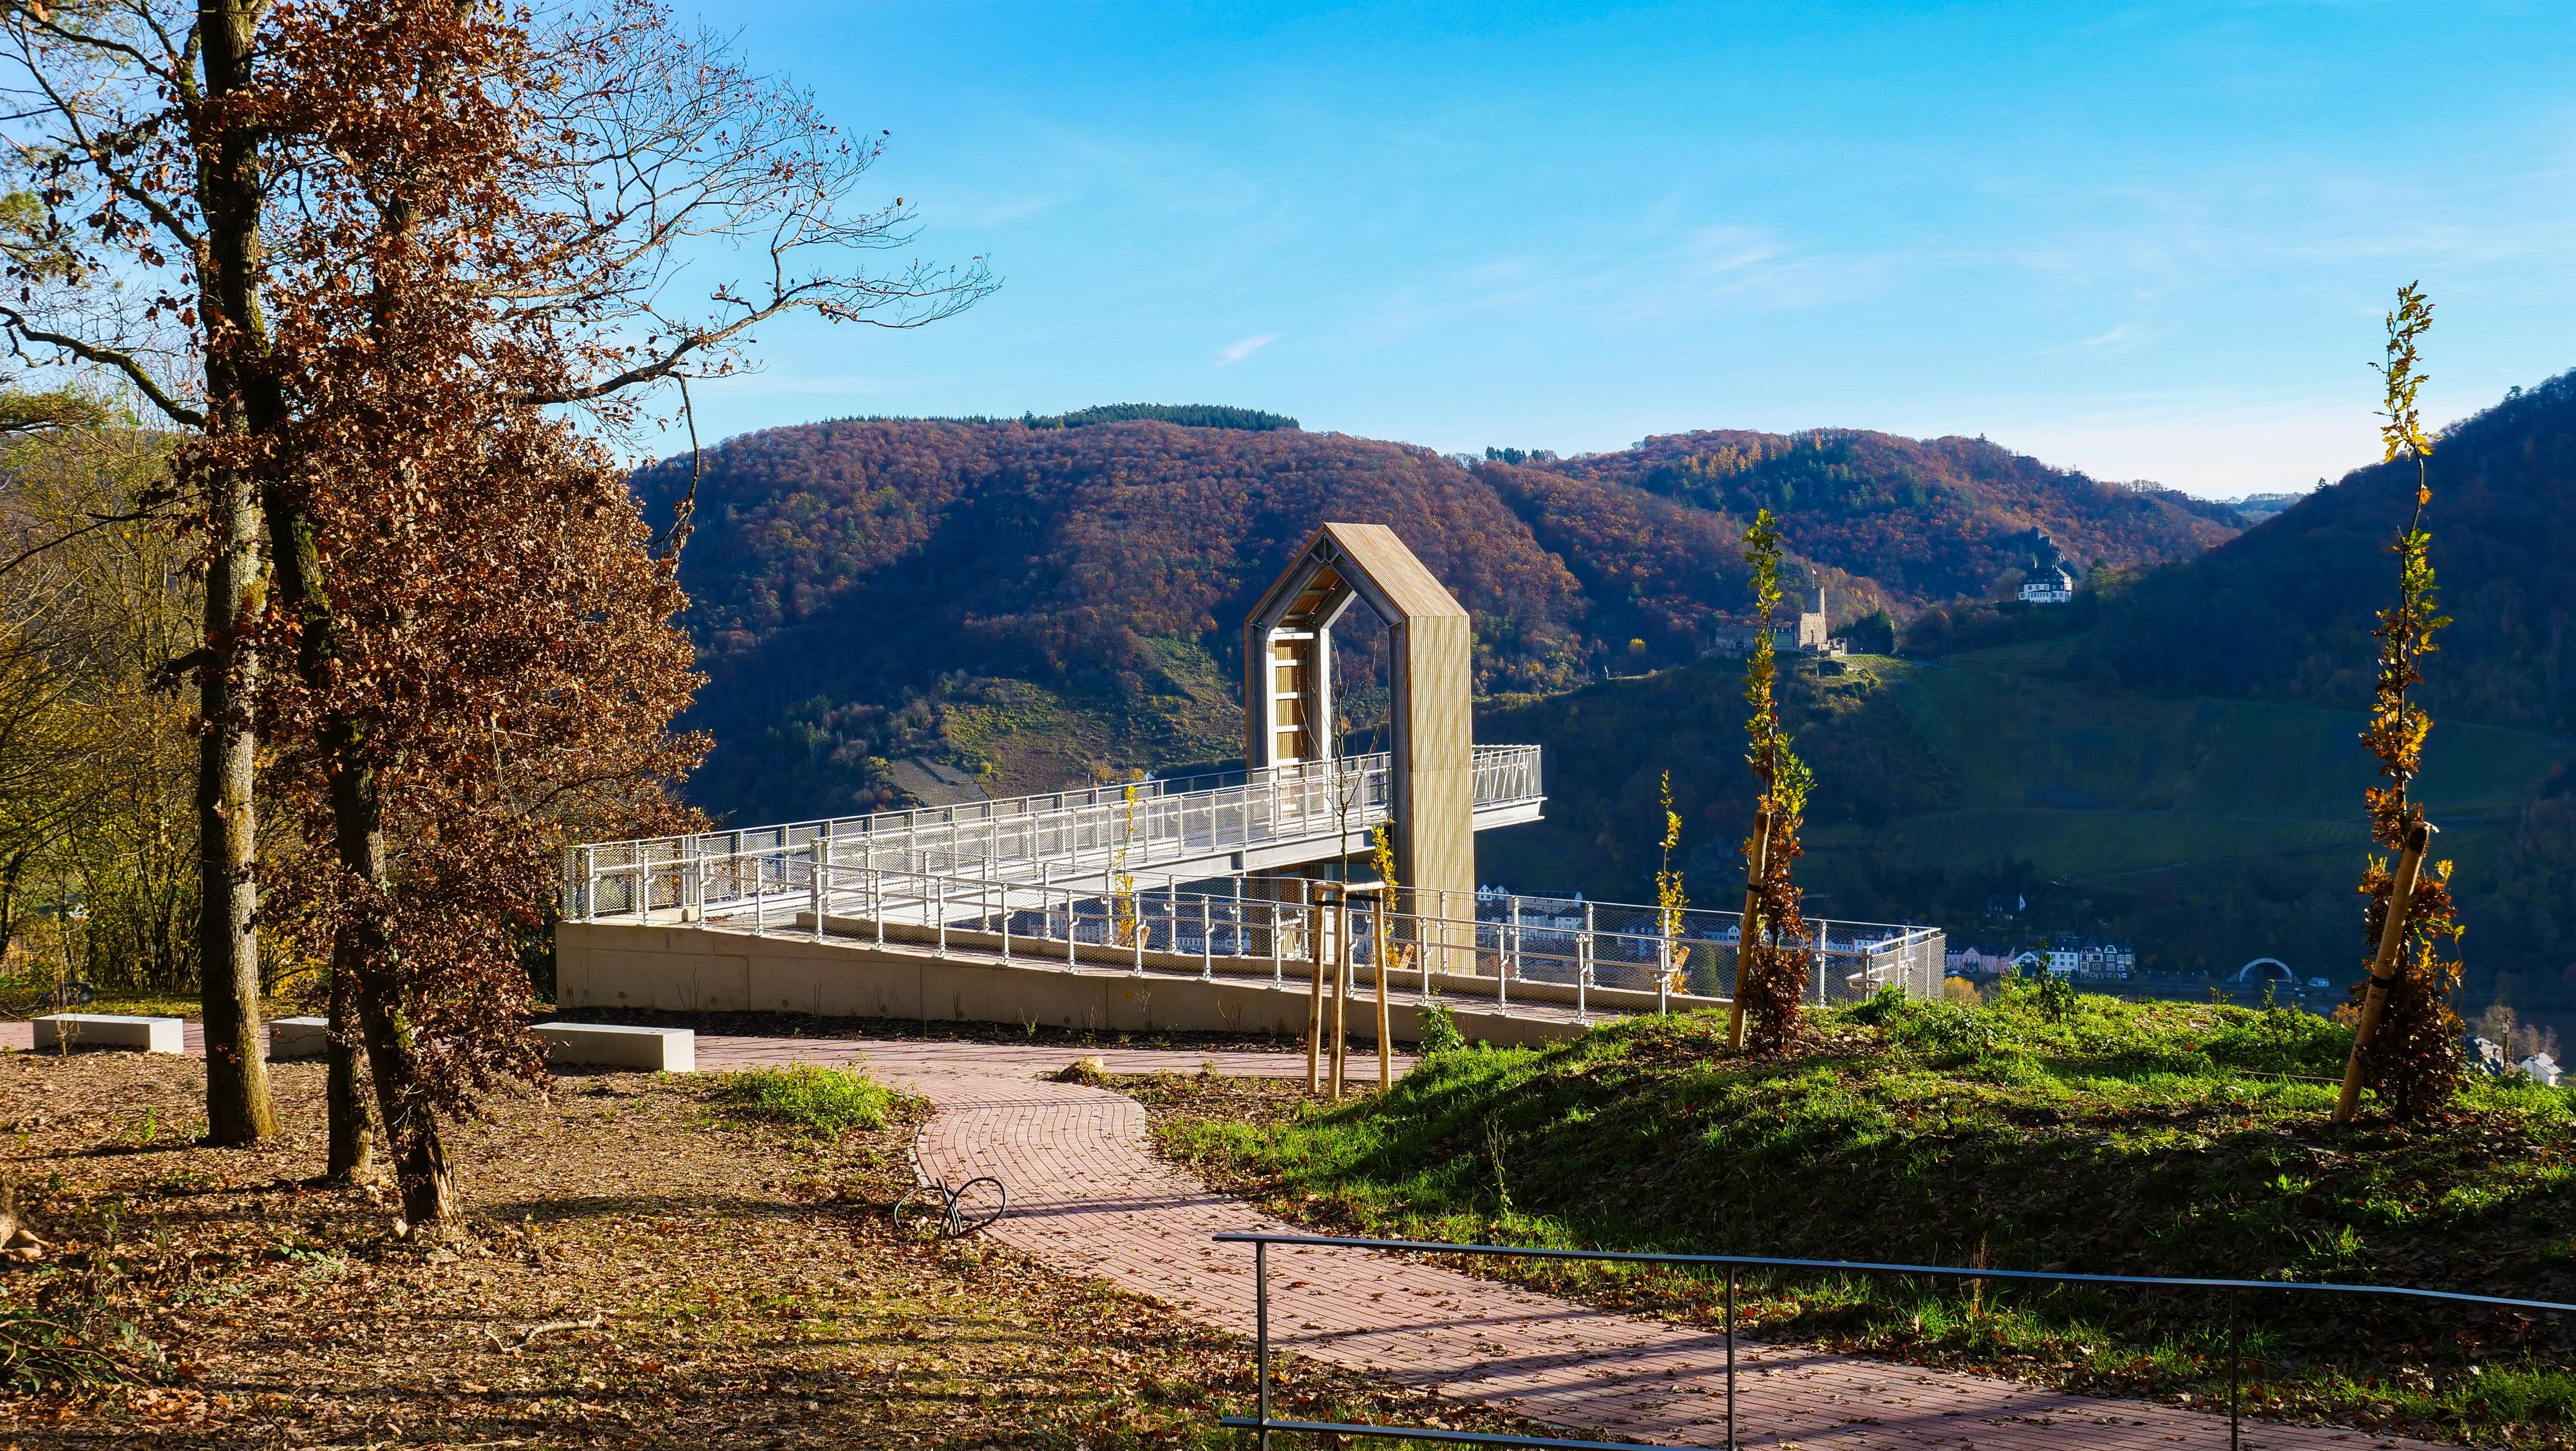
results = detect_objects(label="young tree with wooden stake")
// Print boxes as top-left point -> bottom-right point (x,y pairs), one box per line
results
1370,823 -> 1397,1090
2334,283 -> 2467,1126
1728,510 -> 1815,1053
1654,770 -> 1687,998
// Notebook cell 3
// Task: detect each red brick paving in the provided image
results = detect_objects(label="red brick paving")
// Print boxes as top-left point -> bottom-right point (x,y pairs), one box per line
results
5,1020 -> 2438,1448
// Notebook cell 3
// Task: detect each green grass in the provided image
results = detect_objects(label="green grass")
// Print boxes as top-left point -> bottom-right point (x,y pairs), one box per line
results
715,1064 -> 898,1135
1142,990 -> 2576,1448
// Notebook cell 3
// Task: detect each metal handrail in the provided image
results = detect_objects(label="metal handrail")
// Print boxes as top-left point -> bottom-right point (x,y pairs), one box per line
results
561,744 -> 1548,922
582,848 -> 1943,1016
1215,1229 -> 2576,1451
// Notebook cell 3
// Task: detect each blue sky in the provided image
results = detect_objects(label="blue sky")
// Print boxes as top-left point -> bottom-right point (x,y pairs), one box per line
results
665,1 -> 2574,497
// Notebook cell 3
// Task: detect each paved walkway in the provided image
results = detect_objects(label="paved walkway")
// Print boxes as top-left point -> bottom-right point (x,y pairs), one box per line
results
7,1020 -> 2434,1448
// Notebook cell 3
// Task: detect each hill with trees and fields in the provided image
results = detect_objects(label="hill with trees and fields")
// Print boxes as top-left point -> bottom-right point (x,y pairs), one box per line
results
1470,643 -> 2576,1028
2072,368 -> 2576,734
639,412 -> 2234,824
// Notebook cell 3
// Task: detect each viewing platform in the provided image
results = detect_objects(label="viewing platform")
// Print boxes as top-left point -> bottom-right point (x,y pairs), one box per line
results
564,745 -> 1543,927
554,524 -> 1942,1039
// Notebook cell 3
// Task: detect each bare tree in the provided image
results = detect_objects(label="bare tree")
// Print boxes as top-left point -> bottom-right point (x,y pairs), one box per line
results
0,0 -> 294,1144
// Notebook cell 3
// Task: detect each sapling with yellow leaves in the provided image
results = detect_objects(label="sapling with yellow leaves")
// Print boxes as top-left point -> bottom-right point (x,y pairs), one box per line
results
2334,283 -> 2468,1124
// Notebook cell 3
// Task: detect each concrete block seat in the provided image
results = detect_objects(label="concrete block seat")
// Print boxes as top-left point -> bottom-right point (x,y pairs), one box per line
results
32,1014 -> 184,1053
267,1016 -> 330,1061
533,1021 -> 694,1072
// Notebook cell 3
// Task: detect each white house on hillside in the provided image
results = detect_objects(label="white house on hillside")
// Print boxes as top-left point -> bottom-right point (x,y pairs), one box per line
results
2019,564 -> 2076,604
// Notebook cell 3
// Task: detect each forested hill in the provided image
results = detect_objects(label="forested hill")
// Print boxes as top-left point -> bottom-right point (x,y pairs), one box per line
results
2077,370 -> 2576,734
636,414 -> 2234,823
1517,427 -> 2242,604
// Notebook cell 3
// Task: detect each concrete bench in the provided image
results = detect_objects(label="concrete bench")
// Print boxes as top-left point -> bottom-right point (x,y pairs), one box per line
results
533,1021 -> 694,1072
32,1014 -> 184,1054
267,1016 -> 330,1061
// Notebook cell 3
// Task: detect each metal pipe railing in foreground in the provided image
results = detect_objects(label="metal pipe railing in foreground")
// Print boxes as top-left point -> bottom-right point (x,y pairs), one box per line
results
1215,1229 -> 2576,1451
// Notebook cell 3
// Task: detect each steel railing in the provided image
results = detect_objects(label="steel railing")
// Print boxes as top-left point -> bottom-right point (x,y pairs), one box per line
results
1215,1230 -> 2576,1451
562,745 -> 1546,922
566,848 -> 1944,1018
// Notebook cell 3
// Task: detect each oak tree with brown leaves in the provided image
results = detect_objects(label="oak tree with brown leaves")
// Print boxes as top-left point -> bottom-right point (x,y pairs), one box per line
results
1,0 -> 987,1215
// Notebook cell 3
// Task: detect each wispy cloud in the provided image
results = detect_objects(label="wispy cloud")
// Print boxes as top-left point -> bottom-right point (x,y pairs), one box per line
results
1218,332 -> 1280,365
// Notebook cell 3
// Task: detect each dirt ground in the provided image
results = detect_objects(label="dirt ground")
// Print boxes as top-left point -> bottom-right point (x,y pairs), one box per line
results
0,1048 -> 1528,1448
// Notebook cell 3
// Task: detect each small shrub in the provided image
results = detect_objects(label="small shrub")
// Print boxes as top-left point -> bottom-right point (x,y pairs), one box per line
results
719,1065 -> 893,1134
0,1304 -> 162,1394
2030,972 -> 2077,1023
1416,998 -> 1466,1055
1844,985 -> 1909,1028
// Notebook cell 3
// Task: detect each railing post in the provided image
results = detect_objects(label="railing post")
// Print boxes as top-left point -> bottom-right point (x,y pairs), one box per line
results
753,855 -> 765,936
1497,906 -> 1508,1012
872,868 -> 884,949
936,871 -> 947,955
1578,902 -> 1594,1024
1725,1262 -> 1738,1451
1000,877 -> 1012,964
1066,886 -> 1077,966
1271,900 -> 1283,987
2228,1288 -> 2242,1451
1202,895 -> 1213,980
1255,1239 -> 1272,1451
811,858 -> 826,942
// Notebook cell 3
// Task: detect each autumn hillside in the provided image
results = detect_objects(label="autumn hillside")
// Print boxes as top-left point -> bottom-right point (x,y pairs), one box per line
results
638,413 -> 2234,824
1511,425 -> 2242,607
2078,368 -> 2576,735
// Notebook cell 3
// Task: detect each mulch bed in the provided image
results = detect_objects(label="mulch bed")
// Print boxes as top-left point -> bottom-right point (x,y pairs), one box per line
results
0,1047 -> 1534,1448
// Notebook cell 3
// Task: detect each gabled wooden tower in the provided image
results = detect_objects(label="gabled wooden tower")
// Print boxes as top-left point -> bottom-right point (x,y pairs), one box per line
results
1242,523 -> 1474,916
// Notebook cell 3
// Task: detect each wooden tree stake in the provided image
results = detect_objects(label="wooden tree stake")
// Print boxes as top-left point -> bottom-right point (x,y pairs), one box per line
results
1305,879 -> 1325,1095
1376,890 -> 1393,1091
2334,819 -> 2436,1126
1331,891 -> 1350,1099
1728,810 -> 1771,1052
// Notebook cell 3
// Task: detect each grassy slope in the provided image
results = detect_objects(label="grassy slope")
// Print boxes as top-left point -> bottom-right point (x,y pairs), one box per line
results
1144,994 -> 2576,1446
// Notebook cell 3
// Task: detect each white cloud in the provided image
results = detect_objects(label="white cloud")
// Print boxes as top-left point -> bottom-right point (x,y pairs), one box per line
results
1218,332 -> 1281,365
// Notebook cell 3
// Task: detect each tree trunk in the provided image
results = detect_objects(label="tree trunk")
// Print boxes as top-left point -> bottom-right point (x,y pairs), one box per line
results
191,0 -> 283,1148
326,953 -> 374,1181
331,748 -> 457,1226
196,462 -> 274,1144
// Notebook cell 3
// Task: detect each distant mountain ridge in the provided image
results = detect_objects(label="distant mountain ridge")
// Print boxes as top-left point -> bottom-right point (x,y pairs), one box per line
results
1522,426 -> 2242,605
638,412 -> 2235,824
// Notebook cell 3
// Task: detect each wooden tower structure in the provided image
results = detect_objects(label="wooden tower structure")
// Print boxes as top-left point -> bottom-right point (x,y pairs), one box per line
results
1242,523 -> 1474,920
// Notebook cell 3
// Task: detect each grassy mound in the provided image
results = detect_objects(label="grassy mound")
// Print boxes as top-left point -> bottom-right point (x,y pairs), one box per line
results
715,1064 -> 898,1135
1148,986 -> 2576,1446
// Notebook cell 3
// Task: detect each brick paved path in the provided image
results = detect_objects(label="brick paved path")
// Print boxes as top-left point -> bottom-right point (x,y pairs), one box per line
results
5,1020 -> 2435,1449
